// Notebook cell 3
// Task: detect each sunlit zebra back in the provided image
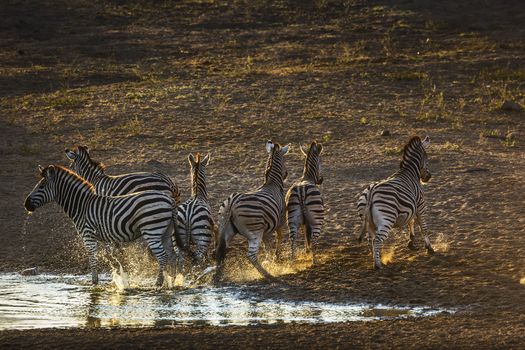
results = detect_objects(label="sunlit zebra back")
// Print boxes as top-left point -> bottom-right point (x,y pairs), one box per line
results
285,141 -> 324,264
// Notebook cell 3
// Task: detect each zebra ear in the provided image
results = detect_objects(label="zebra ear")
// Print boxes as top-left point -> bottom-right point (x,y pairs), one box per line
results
281,144 -> 290,155
299,144 -> 307,157
38,165 -> 44,173
317,143 -> 323,154
202,153 -> 211,166
422,136 -> 430,148
188,153 -> 196,165
266,140 -> 274,153
65,149 -> 77,160
45,165 -> 56,179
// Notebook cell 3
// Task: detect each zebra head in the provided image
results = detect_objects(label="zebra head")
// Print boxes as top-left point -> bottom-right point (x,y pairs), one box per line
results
300,140 -> 324,185
65,145 -> 105,181
24,165 -> 57,212
188,153 -> 210,198
401,135 -> 431,183
265,140 -> 290,184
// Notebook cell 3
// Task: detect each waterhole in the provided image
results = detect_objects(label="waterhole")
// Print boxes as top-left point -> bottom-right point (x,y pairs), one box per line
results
0,273 -> 449,330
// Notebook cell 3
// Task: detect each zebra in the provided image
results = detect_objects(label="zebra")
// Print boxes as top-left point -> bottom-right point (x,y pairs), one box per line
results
174,153 -> 214,269
285,140 -> 324,264
214,140 -> 290,282
65,145 -> 180,204
357,135 -> 435,270
23,165 -> 177,286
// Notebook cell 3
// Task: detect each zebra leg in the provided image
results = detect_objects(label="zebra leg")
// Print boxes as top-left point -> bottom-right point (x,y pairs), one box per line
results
262,232 -> 273,259
213,222 -> 236,284
407,220 -> 418,251
143,232 -> 169,286
305,224 -> 312,255
367,226 -> 374,253
417,214 -> 435,255
81,231 -> 99,285
162,221 -> 176,275
288,220 -> 300,261
247,233 -> 274,281
274,226 -> 284,261
373,227 -> 389,270
307,223 -> 322,265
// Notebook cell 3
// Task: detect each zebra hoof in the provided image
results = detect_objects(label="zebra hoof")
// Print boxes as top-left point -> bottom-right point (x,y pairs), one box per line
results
407,240 -> 418,251
264,275 -> 277,284
426,247 -> 435,255
374,263 -> 383,270
155,276 -> 164,287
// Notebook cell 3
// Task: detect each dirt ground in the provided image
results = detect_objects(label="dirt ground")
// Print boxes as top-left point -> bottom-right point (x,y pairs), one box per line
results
1,0 -> 525,348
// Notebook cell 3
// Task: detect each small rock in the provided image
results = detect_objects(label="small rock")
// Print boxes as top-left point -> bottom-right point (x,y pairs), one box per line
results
506,132 -> 517,140
501,100 -> 523,112
380,130 -> 391,137
20,267 -> 39,276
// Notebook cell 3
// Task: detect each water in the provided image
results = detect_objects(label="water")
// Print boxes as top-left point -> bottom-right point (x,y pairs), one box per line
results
0,273 -> 449,330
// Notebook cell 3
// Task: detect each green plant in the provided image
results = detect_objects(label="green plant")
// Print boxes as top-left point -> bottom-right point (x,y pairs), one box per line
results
384,146 -> 401,155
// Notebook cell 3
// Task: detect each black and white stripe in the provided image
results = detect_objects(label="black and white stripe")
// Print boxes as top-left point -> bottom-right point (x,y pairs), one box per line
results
357,135 -> 434,269
65,145 -> 180,204
285,141 -> 324,263
24,165 -> 177,286
214,141 -> 290,282
175,153 -> 214,267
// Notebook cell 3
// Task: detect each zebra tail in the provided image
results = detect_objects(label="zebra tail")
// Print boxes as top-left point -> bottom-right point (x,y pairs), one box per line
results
359,188 -> 374,242
217,195 -> 236,239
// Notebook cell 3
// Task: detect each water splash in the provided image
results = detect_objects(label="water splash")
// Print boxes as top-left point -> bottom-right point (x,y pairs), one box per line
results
381,247 -> 395,265
0,273 -> 452,330
21,214 -> 32,262
432,232 -> 450,252
111,265 -> 130,291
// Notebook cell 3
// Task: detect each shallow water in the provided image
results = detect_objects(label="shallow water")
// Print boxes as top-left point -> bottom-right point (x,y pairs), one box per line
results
0,273 -> 448,330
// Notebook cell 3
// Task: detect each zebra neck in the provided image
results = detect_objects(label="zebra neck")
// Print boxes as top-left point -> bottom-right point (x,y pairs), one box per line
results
192,184 -> 208,202
301,169 -> 318,184
54,181 -> 93,222
262,179 -> 284,195
399,165 -> 420,181
81,168 -> 105,184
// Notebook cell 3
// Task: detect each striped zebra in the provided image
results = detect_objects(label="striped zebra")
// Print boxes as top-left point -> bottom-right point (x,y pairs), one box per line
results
24,165 -> 177,286
357,136 -> 435,270
285,141 -> 324,264
65,145 -> 180,204
174,153 -> 214,268
214,141 -> 289,282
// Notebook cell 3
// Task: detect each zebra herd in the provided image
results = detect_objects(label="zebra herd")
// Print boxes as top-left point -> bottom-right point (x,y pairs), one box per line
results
23,136 -> 434,286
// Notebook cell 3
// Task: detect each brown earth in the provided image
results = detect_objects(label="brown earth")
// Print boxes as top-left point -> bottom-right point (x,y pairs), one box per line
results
1,0 -> 525,348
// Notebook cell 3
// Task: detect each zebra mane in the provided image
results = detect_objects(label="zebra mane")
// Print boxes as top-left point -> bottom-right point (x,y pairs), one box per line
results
400,136 -> 424,169
43,164 -> 96,192
77,146 -> 106,172
264,143 -> 281,182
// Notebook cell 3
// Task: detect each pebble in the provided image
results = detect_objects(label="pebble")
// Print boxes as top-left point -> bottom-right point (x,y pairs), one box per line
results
380,130 -> 391,137
501,100 -> 523,112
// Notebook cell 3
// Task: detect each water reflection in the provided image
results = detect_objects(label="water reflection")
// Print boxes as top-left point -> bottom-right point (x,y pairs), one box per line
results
0,274 -> 449,330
